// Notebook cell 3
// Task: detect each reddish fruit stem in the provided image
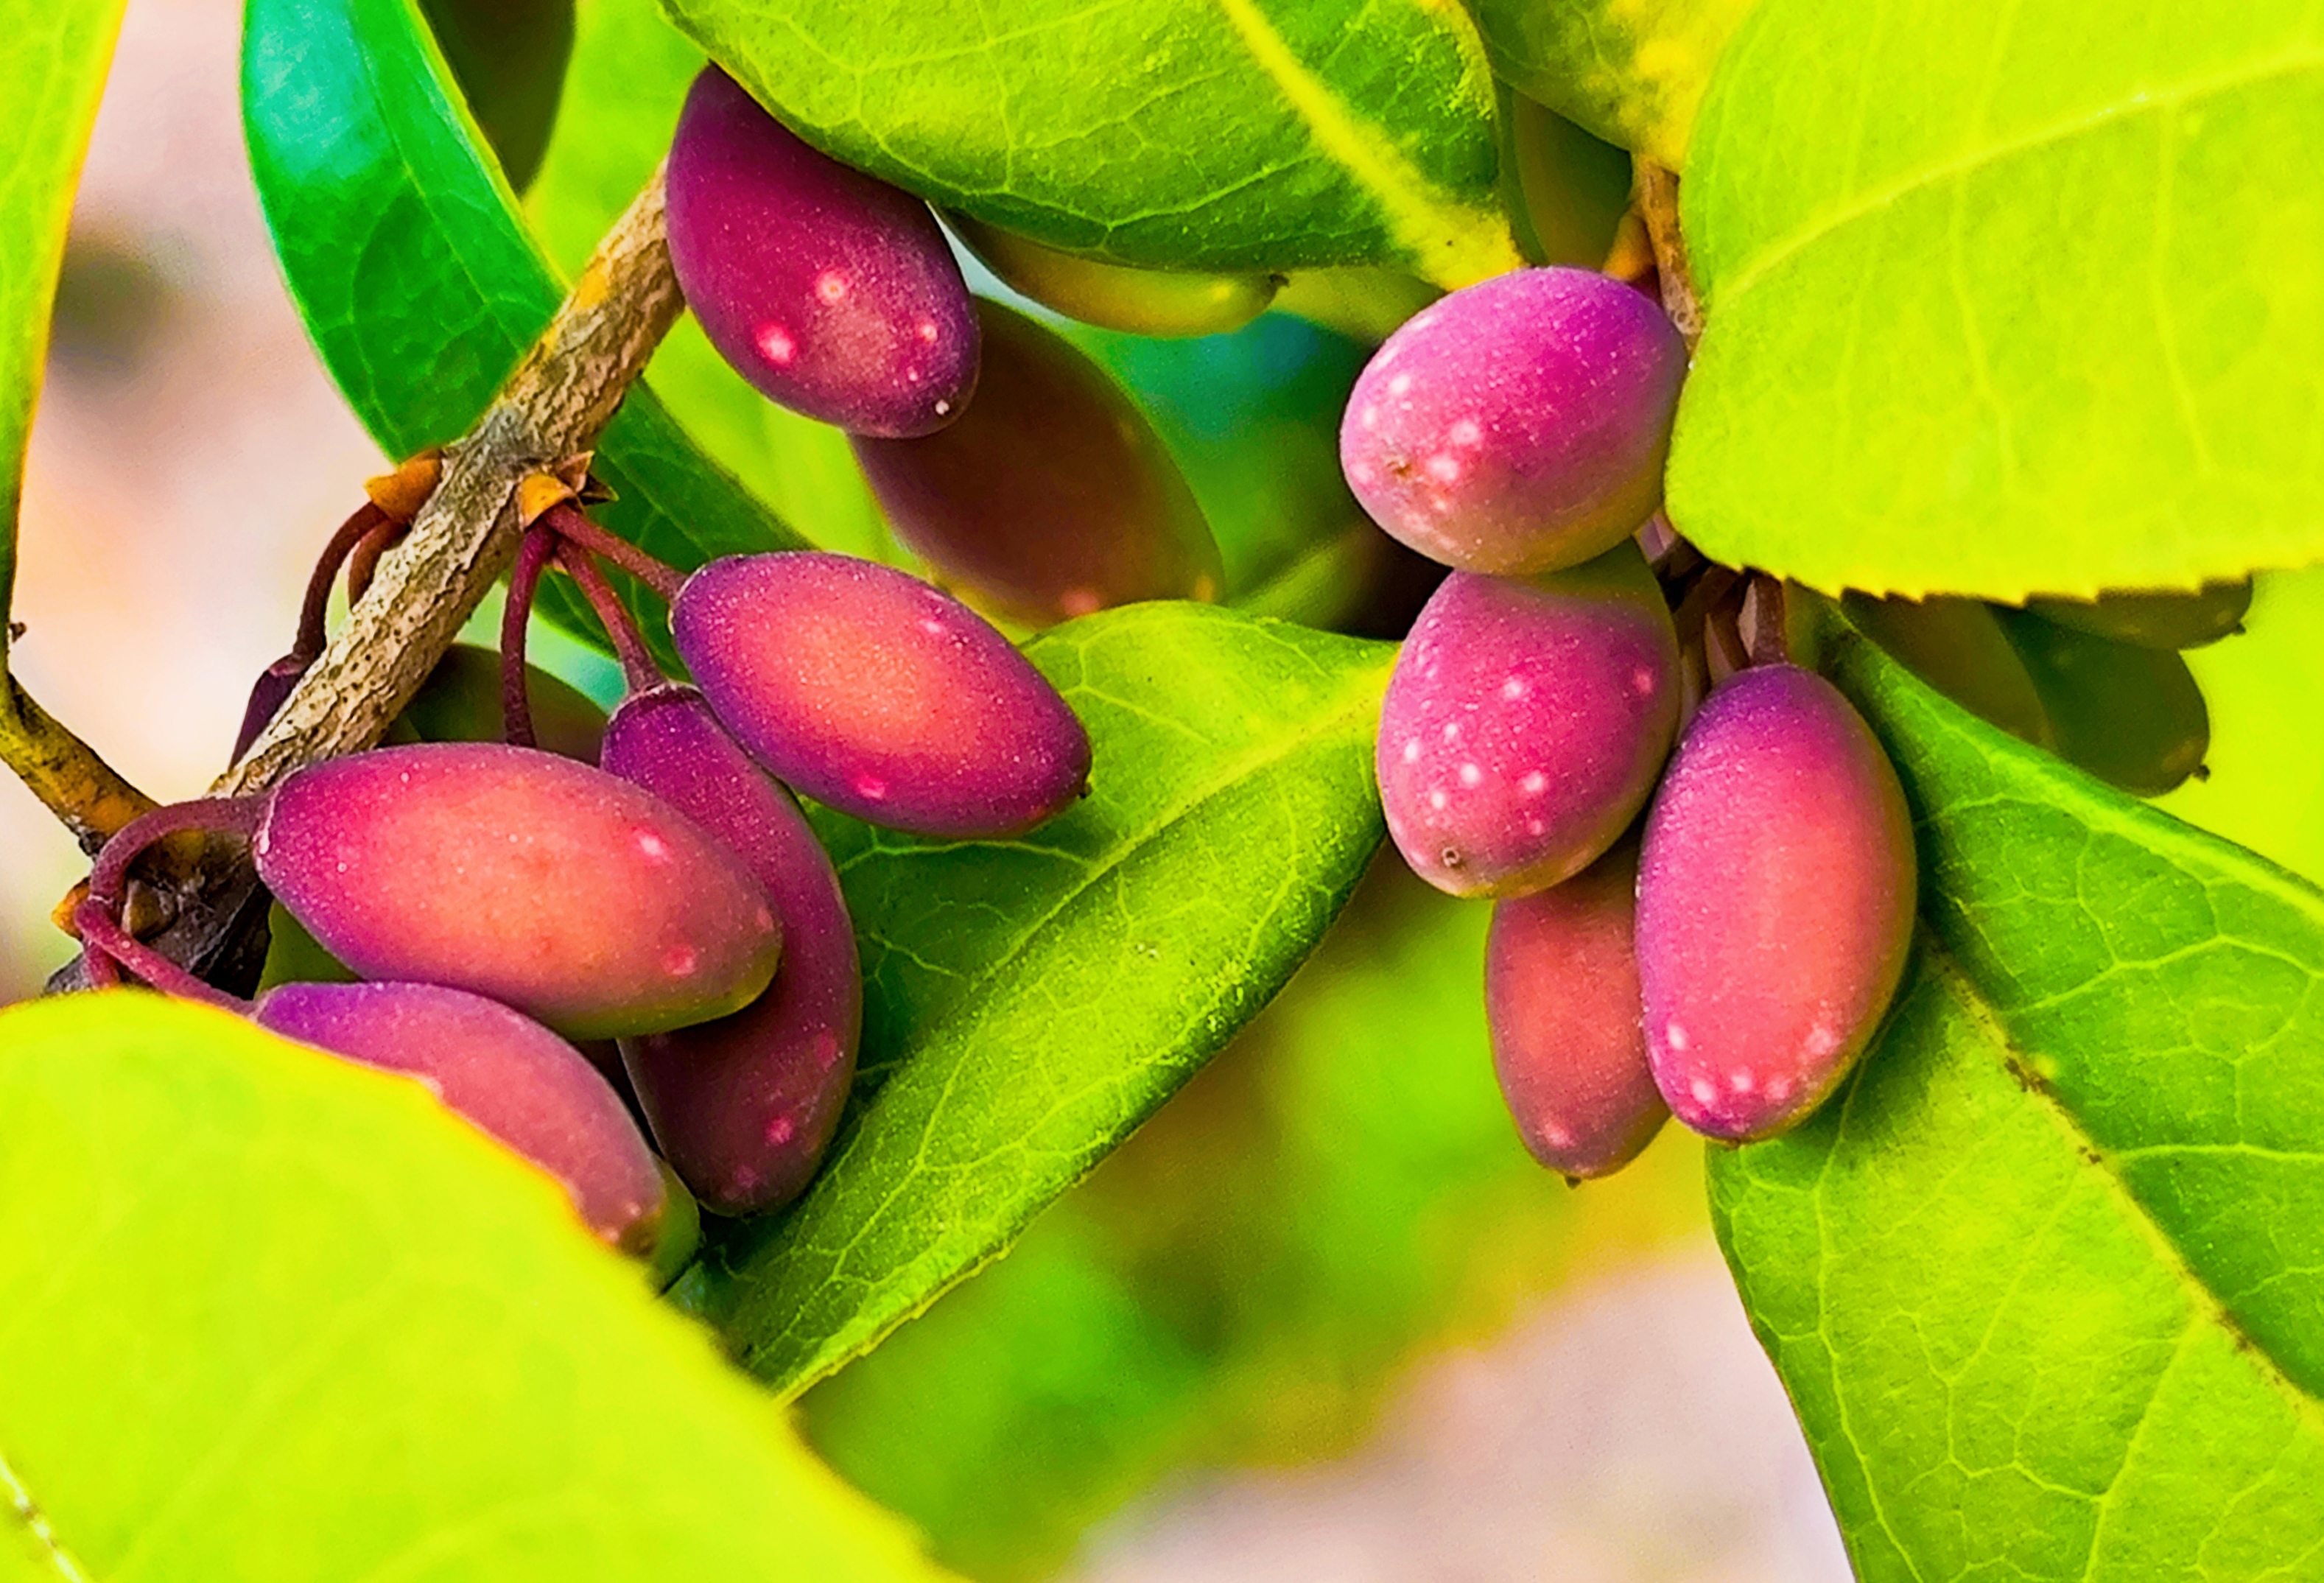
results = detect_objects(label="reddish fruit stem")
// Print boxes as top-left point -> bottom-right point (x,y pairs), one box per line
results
343,516 -> 407,608
292,502 -> 390,661
541,502 -> 684,603
502,524 -> 558,751
557,544 -> 664,695
87,795 -> 264,910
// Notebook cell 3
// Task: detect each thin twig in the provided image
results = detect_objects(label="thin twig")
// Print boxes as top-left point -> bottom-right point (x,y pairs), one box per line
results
43,165 -> 684,995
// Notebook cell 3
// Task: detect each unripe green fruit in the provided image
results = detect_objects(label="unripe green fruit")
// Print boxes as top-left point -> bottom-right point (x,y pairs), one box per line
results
1500,91 -> 1631,272
946,213 -> 1277,337
1637,664 -> 1917,1143
2025,579 -> 2253,650
1997,610 -> 2211,796
1485,836 -> 1665,1179
1839,594 -> 2054,748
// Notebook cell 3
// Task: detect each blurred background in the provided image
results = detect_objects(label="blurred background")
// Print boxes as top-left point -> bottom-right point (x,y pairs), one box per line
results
55,0 -> 2323,1576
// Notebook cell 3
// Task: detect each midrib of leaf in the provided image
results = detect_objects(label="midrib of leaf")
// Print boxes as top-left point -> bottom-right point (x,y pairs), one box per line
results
2,1444 -> 89,1582
839,630 -> 1391,1079
1208,0 -> 1520,287
1925,942 -> 2324,1432
736,631 -> 1389,1384
1699,41 -> 2324,309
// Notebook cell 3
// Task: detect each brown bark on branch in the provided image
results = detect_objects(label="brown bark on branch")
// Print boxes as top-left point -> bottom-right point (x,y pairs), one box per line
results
44,166 -> 683,995
0,676 -> 158,853
1634,163 -> 1703,352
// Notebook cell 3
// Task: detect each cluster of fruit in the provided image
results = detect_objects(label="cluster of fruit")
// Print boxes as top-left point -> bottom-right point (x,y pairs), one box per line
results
1345,264 -> 1918,1175
77,510 -> 1093,1260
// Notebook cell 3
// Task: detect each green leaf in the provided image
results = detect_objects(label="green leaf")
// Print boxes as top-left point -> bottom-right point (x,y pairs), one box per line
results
1710,633 -> 2324,1579
658,0 -> 1525,287
1464,0 -> 1761,166
1668,0 -> 2324,601
524,0 -> 899,563
239,0 -> 808,619
692,604 -> 1394,1393
2159,566 -> 2324,887
801,863 -> 1715,1579
0,991 -> 952,1580
0,0 -> 127,645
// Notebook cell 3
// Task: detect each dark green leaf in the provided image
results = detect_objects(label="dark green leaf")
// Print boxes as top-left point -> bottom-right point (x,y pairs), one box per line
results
1465,0 -> 1761,166
693,604 -> 1394,1392
239,0 -> 807,626
0,992 -> 952,1579
1669,0 -> 2324,600
1710,632 -> 2324,1579
660,0 -> 1524,285
0,0 -> 127,643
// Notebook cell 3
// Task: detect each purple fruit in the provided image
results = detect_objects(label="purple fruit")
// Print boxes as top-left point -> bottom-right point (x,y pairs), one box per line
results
665,66 -> 977,438
852,299 -> 1224,628
253,980 -> 666,1249
1339,267 -> 1685,575
253,743 -> 781,1039
1485,837 -> 1666,1179
1377,544 -> 1679,897
1637,664 -> 1916,1142
601,686 -> 861,1216
670,552 -> 1090,838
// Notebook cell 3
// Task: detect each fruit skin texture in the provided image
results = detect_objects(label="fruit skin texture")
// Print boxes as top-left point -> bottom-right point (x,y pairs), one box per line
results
253,980 -> 665,1249
1485,837 -> 1666,1178
1637,664 -> 1917,1142
602,687 -> 862,1217
253,743 -> 781,1040
671,552 -> 1092,838
1338,267 -> 1685,575
852,300 -> 1224,628
1377,543 -> 1679,897
665,66 -> 977,438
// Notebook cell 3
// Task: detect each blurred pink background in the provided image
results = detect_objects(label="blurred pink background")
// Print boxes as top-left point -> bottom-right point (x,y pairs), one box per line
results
0,4 -> 1853,1577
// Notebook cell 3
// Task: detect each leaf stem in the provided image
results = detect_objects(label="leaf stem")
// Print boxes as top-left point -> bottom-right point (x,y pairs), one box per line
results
1634,163 -> 1703,351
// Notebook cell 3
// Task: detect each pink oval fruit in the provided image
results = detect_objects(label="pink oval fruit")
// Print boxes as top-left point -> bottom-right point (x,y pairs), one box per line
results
253,743 -> 780,1040
1377,544 -> 1679,897
253,980 -> 666,1249
602,686 -> 862,1216
1340,267 -> 1685,575
1485,837 -> 1666,1179
666,66 -> 977,437
1636,664 -> 1917,1142
852,299 -> 1224,628
670,552 -> 1091,838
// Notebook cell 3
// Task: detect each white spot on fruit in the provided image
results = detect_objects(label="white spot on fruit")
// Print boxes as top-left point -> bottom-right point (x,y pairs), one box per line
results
634,830 -> 671,863
1665,1021 -> 1690,1052
1449,418 -> 1481,446
766,1115 -> 796,1145
1402,738 -> 1421,765
1388,373 -> 1412,397
917,320 -> 940,343
663,944 -> 699,977
815,270 -> 849,304
756,323 -> 797,365
1458,762 -> 1482,787
1360,405 -> 1378,429
855,774 -> 889,801
1633,667 -> 1660,695
1428,790 -> 1448,811
1520,771 -> 1546,795
1730,1071 -> 1755,1094
1689,1078 -> 1716,1106
1805,1022 -> 1841,1057
1442,722 -> 1461,743
1425,454 -> 1461,483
